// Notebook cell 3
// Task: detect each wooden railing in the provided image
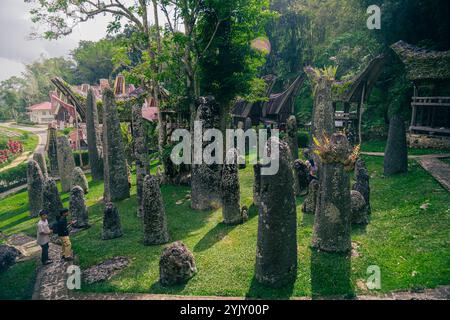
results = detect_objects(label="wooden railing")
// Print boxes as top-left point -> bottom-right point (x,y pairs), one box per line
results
412,96 -> 450,107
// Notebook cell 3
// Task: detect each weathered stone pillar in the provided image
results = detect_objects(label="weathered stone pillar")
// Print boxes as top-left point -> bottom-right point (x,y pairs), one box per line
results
72,167 -> 89,194
350,190 -> 369,225
255,138 -> 297,287
285,115 -> 299,160
27,160 -> 44,217
132,104 -> 149,218
46,127 -> 59,177
221,149 -> 242,225
70,186 -> 89,229
312,133 -> 353,253
56,136 -> 76,192
294,159 -> 309,195
102,88 -> 130,202
191,96 -> 222,210
253,163 -> 262,207
384,115 -> 408,176
42,179 -> 63,224
352,158 -> 371,214
102,202 -> 123,240
302,179 -> 319,214
33,153 -> 48,181
86,88 -> 103,181
143,175 -> 169,245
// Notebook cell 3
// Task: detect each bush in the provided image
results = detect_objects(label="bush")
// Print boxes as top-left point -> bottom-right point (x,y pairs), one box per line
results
74,151 -> 89,167
0,162 -> 28,193
297,130 -> 310,148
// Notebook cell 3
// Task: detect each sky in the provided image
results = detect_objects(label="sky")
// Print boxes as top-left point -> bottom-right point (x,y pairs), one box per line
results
0,0 -> 112,81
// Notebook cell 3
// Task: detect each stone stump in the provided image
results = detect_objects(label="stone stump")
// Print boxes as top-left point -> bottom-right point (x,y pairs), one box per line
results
302,179 -> 319,214
159,241 -> 197,286
56,136 -> 76,192
0,245 -> 21,273
384,115 -> 408,176
102,202 -> 123,240
102,88 -> 130,202
132,104 -> 149,217
72,167 -> 89,194
42,179 -> 64,224
191,96 -> 222,210
255,138 -> 297,287
253,163 -> 262,207
86,88 -> 104,181
351,190 -> 369,225
70,186 -> 89,229
143,175 -> 169,245
27,160 -> 44,217
33,152 -> 48,180
352,158 -> 371,214
221,149 -> 243,225
294,159 -> 309,195
312,133 -> 352,253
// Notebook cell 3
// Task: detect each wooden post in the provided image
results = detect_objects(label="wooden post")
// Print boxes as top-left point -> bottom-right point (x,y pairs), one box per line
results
358,84 -> 366,145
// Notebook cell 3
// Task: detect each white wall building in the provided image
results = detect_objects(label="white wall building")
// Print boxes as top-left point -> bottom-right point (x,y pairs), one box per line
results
28,102 -> 54,124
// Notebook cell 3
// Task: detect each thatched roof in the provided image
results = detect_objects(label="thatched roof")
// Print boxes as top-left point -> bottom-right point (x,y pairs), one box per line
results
391,40 -> 450,81
264,74 -> 305,116
332,55 -> 386,103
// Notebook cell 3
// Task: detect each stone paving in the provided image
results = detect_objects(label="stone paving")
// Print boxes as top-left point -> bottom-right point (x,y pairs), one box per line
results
417,158 -> 450,192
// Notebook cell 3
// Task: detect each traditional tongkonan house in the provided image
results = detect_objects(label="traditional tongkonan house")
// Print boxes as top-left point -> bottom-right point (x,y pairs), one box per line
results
391,41 -> 450,149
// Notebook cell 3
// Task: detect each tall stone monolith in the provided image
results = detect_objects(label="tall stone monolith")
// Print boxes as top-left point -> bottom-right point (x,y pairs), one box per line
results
102,88 -> 130,202
132,104 -> 149,217
302,179 -> 319,214
384,115 -> 408,176
42,179 -> 63,224
46,126 -> 59,177
191,96 -> 222,210
143,175 -> 169,245
70,186 -> 89,229
352,158 -> 371,214
33,152 -> 48,180
312,133 -> 352,253
86,88 -> 103,181
27,160 -> 44,217
253,163 -> 262,207
56,135 -> 76,192
294,159 -> 309,195
221,149 -> 243,225
285,115 -> 299,160
255,138 -> 297,287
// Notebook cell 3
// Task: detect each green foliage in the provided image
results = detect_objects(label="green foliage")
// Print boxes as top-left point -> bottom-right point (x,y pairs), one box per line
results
0,162 -> 28,193
73,151 -> 89,168
297,130 -> 310,148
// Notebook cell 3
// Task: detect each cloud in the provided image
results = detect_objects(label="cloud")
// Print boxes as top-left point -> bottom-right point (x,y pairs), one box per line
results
0,0 -> 110,80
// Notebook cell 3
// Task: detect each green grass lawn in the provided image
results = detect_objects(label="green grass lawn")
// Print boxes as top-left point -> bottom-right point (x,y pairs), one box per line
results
1,156 -> 449,299
0,126 -> 39,169
361,139 -> 448,156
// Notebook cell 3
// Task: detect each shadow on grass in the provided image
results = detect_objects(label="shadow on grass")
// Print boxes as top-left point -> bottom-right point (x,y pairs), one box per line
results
148,279 -> 188,295
0,215 -> 32,232
300,213 -> 314,228
310,249 -> 354,300
0,205 -> 29,224
351,223 -> 368,236
245,275 -> 295,300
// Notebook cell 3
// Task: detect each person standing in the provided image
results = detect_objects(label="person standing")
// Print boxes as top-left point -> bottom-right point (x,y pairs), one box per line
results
37,210 -> 53,265
56,209 -> 74,261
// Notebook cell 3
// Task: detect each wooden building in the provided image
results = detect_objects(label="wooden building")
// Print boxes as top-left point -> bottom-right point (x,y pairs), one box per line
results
391,41 -> 450,149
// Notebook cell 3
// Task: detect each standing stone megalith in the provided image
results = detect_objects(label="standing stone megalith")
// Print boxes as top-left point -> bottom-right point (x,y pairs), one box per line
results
191,96 -> 222,210
255,138 -> 297,287
312,133 -> 353,253
253,163 -> 262,207
42,179 -> 63,224
294,159 -> 309,195
221,149 -> 242,225
56,136 -> 76,192
33,152 -> 48,180
72,167 -> 89,194
102,88 -> 130,202
350,190 -> 369,225
384,115 -> 408,176
46,126 -> 59,177
143,175 -> 169,245
102,202 -> 123,240
86,88 -> 103,181
302,179 -> 319,214
70,186 -> 89,229
285,115 -> 299,160
132,104 -> 149,218
352,158 -> 371,214
27,160 -> 44,217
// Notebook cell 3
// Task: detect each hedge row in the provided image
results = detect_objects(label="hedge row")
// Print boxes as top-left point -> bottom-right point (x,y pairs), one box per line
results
0,162 -> 28,193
